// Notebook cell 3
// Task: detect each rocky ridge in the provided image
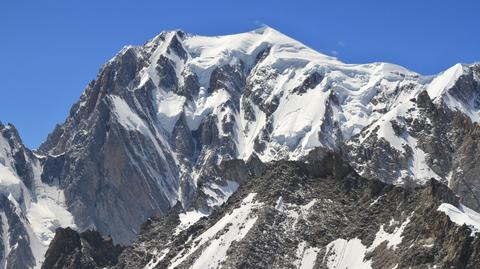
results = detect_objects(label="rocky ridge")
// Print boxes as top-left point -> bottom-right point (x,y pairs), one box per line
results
35,27 -> 480,245
42,153 -> 480,268
0,27 -> 480,268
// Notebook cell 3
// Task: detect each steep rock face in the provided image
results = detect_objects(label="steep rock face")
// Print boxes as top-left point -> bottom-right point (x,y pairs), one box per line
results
0,122 -> 76,268
36,27 -> 447,244
346,64 -> 480,211
42,154 -> 480,269
38,45 -> 187,244
3,27 -> 480,266
41,228 -> 123,269
0,194 -> 35,269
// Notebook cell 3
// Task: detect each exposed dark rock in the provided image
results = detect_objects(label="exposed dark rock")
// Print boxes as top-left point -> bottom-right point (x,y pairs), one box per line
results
167,33 -> 188,60
172,114 -> 196,158
41,227 -> 123,269
176,72 -> 199,99
41,153 -> 66,184
347,71 -> 480,211
42,153 -> 480,269
292,72 -> 323,95
0,194 -> 35,269
156,55 -> 178,91
209,62 -> 246,100
0,124 -> 35,190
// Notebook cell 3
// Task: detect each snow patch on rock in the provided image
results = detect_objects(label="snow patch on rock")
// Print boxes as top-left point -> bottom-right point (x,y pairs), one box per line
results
368,217 -> 411,251
427,63 -> 465,101
168,193 -> 262,268
202,180 -> 239,207
295,241 -> 321,269
322,238 -> 372,269
438,203 -> 480,235
110,95 -> 150,134
174,210 -> 208,235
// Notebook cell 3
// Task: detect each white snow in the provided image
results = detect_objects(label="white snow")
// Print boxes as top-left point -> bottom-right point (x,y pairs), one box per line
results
0,165 -> 26,201
26,194 -> 76,245
426,63 -> 465,101
183,27 -> 339,87
369,195 -> 383,207
438,203 -> 480,235
271,80 -> 330,154
155,91 -> 186,133
236,100 -> 266,160
0,133 -> 76,268
174,209 -> 208,235
322,238 -> 372,269
110,95 -> 150,134
295,241 -> 321,269
0,165 -> 19,186
24,159 -> 77,268
426,63 -> 480,123
184,88 -> 231,131
275,197 -> 317,229
141,31 -> 182,88
374,120 -> 405,152
202,180 -> 239,207
368,217 -> 411,251
27,161 -> 77,246
168,193 -> 262,268
144,248 -> 170,269
405,136 -> 440,184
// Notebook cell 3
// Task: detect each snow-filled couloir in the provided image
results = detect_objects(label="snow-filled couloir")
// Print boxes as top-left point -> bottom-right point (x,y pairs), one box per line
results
2,27 -> 480,268
37,26 -> 480,243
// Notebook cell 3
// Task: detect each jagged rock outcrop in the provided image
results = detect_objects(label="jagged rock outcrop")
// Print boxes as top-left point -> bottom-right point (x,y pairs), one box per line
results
34,27 -> 480,245
0,194 -> 35,269
41,228 -> 123,269
2,27 -> 480,268
347,64 -> 480,211
42,153 -> 480,268
0,122 -> 76,269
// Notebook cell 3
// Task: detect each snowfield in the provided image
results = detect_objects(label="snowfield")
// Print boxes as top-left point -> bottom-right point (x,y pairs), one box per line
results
1,26 -> 480,268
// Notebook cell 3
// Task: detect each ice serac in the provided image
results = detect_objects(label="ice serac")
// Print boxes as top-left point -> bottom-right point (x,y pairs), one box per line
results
35,27 -> 480,245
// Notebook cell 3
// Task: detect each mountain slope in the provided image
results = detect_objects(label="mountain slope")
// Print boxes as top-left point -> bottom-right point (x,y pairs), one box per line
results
0,123 -> 75,269
37,27 -> 480,244
42,153 -> 480,269
347,63 -> 480,210
0,27 -> 480,268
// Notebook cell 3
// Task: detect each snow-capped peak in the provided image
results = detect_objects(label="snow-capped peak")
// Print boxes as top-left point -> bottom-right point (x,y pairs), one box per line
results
426,63 -> 466,101
30,28 -> 480,264
425,63 -> 480,122
104,28 -> 476,165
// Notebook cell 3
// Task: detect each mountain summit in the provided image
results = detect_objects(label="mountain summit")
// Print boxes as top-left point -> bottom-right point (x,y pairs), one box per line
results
0,28 -> 479,268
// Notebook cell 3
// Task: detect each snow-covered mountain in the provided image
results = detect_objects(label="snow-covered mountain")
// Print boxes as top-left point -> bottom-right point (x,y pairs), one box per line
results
1,27 -> 480,268
347,63 -> 480,210
0,123 -> 75,268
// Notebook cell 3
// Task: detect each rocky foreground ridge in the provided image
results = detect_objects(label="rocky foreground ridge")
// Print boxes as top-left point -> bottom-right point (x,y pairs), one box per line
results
0,27 -> 479,268
42,153 -> 480,269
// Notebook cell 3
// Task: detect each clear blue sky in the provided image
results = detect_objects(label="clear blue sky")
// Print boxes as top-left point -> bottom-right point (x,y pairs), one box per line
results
1,0 -> 479,148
